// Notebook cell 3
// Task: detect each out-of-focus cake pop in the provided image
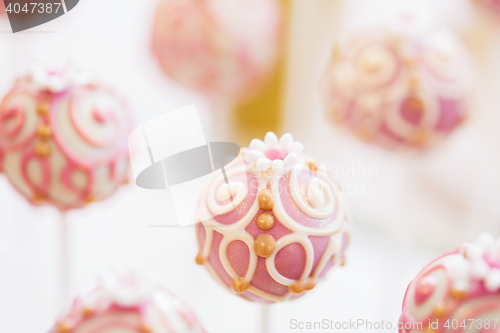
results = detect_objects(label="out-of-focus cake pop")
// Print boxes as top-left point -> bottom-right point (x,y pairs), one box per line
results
195,132 -> 351,303
322,11 -> 475,151
400,234 -> 500,332
48,272 -> 205,333
151,0 -> 283,99
0,66 -> 132,210
473,0 -> 500,17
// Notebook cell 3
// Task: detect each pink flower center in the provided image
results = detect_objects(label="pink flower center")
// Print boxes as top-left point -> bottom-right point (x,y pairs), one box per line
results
265,147 -> 288,160
92,108 -> 108,124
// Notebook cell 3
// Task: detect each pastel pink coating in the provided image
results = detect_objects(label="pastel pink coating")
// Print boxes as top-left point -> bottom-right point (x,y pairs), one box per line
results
195,133 -> 351,303
400,236 -> 500,333
0,67 -> 133,211
151,0 -> 283,98
48,277 -> 206,333
322,12 -> 474,151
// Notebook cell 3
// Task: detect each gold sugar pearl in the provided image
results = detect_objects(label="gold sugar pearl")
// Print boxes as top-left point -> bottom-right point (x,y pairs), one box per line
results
35,142 -> 51,157
33,191 -> 45,202
56,322 -> 72,333
138,324 -> 152,333
306,161 -> 318,172
195,252 -> 205,265
258,188 -> 274,211
256,213 -> 274,231
81,307 -> 94,318
433,303 -> 446,318
355,126 -> 374,142
254,234 -> 276,258
84,196 -> 95,204
407,96 -> 424,115
409,77 -> 420,90
410,130 -> 428,146
37,101 -> 49,116
288,281 -> 305,294
232,277 -> 250,293
304,277 -> 316,291
334,256 -> 347,267
450,289 -> 467,300
37,124 -> 52,139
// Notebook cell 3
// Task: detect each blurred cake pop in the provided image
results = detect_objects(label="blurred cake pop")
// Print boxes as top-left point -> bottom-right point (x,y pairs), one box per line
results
195,132 -> 351,303
48,271 -> 205,333
151,0 -> 283,99
400,234 -> 500,332
322,11 -> 474,150
0,65 -> 132,210
473,0 -> 500,17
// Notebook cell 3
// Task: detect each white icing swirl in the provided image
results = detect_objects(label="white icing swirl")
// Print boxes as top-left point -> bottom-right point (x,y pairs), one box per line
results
289,167 -> 336,220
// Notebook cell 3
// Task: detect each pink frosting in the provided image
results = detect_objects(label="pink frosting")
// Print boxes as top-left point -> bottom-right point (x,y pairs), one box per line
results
196,165 -> 350,303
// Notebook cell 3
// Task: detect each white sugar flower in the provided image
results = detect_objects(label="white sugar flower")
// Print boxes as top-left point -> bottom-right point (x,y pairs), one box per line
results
101,269 -> 152,307
457,234 -> 500,293
27,64 -> 94,93
244,132 -> 304,173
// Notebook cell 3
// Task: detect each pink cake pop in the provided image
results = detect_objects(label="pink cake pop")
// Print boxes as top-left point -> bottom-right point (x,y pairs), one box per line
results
48,272 -> 205,333
195,132 -> 351,303
0,66 -> 132,210
400,234 -> 500,333
151,0 -> 283,98
322,11 -> 474,151
473,0 -> 500,17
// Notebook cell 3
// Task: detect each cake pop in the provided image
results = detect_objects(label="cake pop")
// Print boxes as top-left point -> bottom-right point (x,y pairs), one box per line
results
48,272 -> 205,333
151,0 -> 283,99
400,234 -> 500,332
195,132 -> 351,303
473,0 -> 500,17
0,66 -> 132,210
322,11 -> 474,150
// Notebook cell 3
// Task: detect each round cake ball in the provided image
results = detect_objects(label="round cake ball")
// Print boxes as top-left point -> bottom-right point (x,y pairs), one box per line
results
0,66 -> 132,210
400,234 -> 500,332
49,273 -> 205,333
151,0 -> 283,98
473,0 -> 500,17
195,132 -> 351,303
322,11 -> 474,150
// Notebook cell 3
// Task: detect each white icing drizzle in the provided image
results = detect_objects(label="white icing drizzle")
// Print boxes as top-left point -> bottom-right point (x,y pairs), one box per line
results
290,168 -> 336,219
197,133 -> 351,303
209,180 -> 248,215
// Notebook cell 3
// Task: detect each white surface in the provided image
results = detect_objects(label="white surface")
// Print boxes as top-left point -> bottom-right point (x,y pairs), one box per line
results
0,0 -> 499,332
143,105 -> 206,163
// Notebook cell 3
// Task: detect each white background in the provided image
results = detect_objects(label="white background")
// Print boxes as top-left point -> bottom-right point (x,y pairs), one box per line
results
0,0 -> 500,332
